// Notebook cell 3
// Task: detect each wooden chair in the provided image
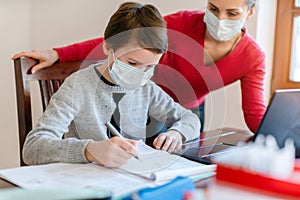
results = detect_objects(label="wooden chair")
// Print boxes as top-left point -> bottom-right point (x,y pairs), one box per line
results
14,57 -> 100,166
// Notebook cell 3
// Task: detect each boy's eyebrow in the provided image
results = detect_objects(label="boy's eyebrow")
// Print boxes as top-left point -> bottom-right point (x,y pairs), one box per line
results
208,3 -> 219,11
208,2 -> 241,12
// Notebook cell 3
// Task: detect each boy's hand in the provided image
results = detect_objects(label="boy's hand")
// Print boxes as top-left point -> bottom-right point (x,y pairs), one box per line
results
85,137 -> 138,168
153,130 -> 183,153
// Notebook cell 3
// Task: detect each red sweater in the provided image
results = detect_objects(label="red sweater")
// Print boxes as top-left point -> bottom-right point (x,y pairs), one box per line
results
55,10 -> 266,133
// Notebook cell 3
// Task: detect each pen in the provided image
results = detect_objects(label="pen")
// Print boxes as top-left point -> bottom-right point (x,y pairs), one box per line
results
105,122 -> 140,161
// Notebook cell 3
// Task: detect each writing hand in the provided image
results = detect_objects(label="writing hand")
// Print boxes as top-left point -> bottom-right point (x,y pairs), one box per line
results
85,137 -> 138,168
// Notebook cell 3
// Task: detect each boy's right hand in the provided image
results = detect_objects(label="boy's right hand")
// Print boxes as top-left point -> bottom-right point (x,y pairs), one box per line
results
85,137 -> 138,168
11,49 -> 59,73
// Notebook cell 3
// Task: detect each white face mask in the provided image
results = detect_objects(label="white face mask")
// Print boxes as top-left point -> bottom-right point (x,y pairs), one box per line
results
108,52 -> 155,90
204,9 -> 246,41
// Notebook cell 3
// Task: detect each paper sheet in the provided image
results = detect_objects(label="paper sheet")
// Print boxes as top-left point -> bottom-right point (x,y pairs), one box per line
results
0,163 -> 154,197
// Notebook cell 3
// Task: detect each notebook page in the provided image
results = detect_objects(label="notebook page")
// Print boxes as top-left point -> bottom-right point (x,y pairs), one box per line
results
120,140 -> 216,181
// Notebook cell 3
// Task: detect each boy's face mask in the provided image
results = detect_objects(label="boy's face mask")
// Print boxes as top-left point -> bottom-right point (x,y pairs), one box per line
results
203,9 -> 246,41
108,51 -> 154,90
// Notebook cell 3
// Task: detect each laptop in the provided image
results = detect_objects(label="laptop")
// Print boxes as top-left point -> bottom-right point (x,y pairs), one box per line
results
176,89 -> 300,164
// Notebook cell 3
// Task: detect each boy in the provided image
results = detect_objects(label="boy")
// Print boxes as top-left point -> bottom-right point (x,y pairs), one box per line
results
23,2 -> 200,167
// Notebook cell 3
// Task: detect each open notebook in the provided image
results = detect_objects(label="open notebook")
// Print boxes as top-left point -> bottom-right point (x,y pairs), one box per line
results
119,140 -> 216,181
0,141 -> 215,197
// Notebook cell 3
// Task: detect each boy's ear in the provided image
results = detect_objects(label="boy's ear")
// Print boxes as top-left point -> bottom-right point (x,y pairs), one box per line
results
246,5 -> 256,20
102,41 -> 111,55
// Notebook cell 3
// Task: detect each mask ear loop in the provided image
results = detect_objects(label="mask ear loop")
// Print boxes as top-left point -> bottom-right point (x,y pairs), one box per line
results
111,50 -> 116,61
107,49 -> 115,70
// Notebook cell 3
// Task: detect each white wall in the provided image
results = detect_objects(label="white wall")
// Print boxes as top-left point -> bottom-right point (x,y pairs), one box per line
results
256,0 -> 277,103
30,0 -> 206,49
0,0 -> 276,169
0,0 -> 31,169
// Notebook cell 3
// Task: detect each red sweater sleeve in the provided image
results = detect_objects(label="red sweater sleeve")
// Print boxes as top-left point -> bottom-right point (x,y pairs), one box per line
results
54,37 -> 105,63
241,51 -> 266,133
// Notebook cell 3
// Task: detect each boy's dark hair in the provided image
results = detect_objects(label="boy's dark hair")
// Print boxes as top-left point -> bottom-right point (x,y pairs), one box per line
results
104,2 -> 167,54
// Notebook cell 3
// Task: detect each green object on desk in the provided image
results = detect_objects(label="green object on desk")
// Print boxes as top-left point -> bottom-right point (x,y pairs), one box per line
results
0,188 -> 112,200
190,172 -> 216,182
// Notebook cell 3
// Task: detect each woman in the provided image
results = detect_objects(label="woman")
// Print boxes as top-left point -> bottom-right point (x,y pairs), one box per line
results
13,0 -> 266,134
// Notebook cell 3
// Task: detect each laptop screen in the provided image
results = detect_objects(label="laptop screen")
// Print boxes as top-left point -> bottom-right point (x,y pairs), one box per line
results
253,89 -> 300,157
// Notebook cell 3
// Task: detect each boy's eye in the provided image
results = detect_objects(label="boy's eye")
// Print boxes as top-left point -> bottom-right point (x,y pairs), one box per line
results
228,12 -> 239,17
209,7 -> 218,13
128,61 -> 137,66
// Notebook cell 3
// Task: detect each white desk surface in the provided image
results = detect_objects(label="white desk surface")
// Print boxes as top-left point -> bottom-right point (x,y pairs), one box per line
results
207,179 -> 298,200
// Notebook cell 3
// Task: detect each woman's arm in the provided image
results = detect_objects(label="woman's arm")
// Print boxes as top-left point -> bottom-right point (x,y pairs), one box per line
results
55,37 -> 105,63
12,37 -> 105,73
241,53 -> 267,133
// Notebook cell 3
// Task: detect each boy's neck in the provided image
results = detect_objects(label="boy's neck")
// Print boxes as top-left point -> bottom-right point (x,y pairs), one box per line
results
97,62 -> 116,86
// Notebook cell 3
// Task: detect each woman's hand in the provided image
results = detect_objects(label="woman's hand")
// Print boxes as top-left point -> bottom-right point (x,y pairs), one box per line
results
85,137 -> 138,168
11,49 -> 59,73
153,130 -> 183,153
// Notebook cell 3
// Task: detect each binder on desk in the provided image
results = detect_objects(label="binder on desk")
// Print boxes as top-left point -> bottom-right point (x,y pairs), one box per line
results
121,176 -> 195,200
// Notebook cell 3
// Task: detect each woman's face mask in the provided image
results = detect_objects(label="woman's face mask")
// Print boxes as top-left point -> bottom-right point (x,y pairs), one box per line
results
108,51 -> 155,90
204,9 -> 246,41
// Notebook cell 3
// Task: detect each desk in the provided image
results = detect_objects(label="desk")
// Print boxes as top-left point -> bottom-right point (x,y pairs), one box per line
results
0,128 -> 256,197
0,127 -> 251,189
1,177 -> 297,199
0,178 -> 15,188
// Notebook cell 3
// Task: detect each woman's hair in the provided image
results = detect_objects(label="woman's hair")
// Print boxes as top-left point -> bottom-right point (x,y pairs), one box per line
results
104,2 -> 167,54
245,0 -> 258,9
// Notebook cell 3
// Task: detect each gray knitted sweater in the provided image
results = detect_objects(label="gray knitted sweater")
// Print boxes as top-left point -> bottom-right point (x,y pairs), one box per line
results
23,64 -> 200,165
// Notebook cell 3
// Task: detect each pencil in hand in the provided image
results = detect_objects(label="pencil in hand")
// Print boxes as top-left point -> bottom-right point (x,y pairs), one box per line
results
105,122 -> 140,161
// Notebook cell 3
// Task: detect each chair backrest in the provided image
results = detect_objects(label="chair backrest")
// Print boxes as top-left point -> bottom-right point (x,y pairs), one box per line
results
14,57 -> 100,166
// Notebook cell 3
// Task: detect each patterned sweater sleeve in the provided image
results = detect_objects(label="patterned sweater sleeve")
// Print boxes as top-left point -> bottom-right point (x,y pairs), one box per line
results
148,83 -> 200,142
22,74 -> 93,165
